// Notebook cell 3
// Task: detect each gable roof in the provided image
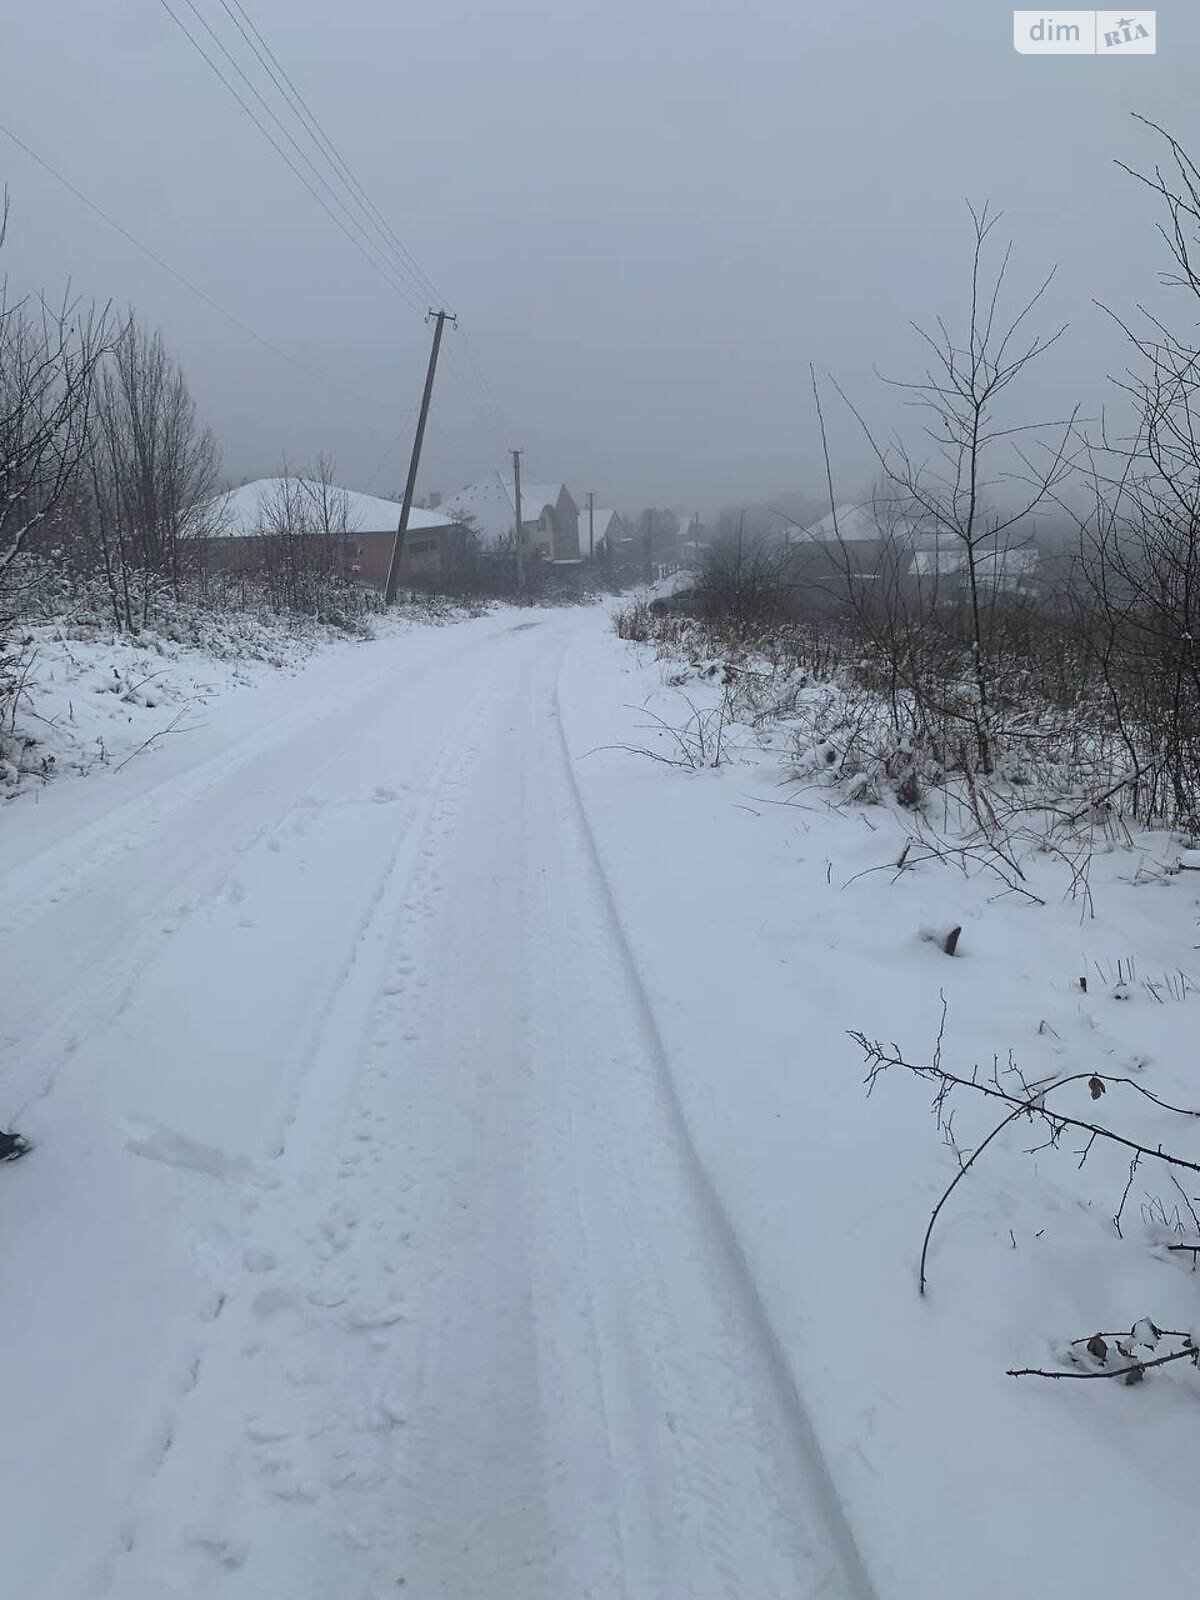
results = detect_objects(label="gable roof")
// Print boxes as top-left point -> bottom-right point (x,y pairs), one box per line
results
438,478 -> 570,547
796,503 -> 888,543
210,478 -> 452,538
582,507 -> 621,544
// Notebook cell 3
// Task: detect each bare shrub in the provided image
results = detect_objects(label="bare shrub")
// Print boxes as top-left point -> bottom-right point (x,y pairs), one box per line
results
631,150 -> 1200,840
0,196 -> 112,760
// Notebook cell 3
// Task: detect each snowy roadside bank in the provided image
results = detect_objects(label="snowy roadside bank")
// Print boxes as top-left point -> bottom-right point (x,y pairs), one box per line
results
558,620 -> 1200,1599
0,592 -> 486,805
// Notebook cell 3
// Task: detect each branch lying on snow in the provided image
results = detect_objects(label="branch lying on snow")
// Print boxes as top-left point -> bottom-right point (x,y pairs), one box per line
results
854,1006 -> 1200,1385
851,1000 -> 1200,1294
842,828 -> 1047,907
1009,1322 -> 1199,1384
591,692 -> 736,772
111,705 -> 198,773
918,1104 -> 1029,1296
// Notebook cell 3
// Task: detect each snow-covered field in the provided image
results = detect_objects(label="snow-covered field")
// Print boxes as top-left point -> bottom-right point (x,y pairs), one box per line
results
2,600 -> 1198,1597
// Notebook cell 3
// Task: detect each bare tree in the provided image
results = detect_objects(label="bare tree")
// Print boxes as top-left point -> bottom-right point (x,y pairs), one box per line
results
300,453 -> 353,546
835,203 -> 1076,773
1073,119 -> 1200,823
0,194 -> 111,594
92,318 -> 221,621
248,461 -> 363,615
0,195 -> 111,1157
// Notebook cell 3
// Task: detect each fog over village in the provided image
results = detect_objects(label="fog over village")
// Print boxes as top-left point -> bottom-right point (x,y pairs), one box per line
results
5,2 -> 1195,516
3,6 -> 1200,1598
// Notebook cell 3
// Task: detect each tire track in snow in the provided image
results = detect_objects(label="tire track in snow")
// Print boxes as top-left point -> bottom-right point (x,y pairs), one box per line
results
79,613 -> 880,1598
91,670 -> 510,1596
549,651 -> 881,1600
268,676 -> 503,1173
0,623 -> 507,1124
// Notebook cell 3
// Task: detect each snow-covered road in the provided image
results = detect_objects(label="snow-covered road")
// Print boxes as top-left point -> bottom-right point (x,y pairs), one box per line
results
1,608 -> 872,1598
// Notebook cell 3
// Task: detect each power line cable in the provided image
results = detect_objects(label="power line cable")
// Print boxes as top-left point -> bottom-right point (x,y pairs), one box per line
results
219,0 -> 445,308
440,342 -> 507,453
209,4 -> 516,448
155,0 -> 426,315
0,117 -> 402,424
159,1 -> 521,472
182,0 -> 435,312
362,404 -> 419,490
453,342 -> 509,445
457,324 -> 510,436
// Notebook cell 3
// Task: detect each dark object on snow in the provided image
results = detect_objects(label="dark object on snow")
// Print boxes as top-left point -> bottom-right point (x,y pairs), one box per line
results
921,922 -> 962,957
0,1129 -> 30,1163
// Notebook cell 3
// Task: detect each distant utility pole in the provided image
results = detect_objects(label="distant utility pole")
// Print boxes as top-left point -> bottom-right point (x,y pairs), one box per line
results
644,507 -> 654,585
511,448 -> 524,591
588,490 -> 595,562
385,308 -> 455,604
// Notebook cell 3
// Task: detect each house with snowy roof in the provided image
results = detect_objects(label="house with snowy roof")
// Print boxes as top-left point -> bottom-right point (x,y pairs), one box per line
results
580,507 -> 626,559
908,539 -> 1041,594
727,500 -> 899,597
792,502 -> 920,545
673,512 -> 710,569
204,477 -> 462,588
438,478 -> 581,563
784,501 -> 1045,598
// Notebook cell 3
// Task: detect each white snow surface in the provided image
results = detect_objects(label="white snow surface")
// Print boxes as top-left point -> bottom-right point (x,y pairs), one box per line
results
583,505 -> 621,547
211,478 -> 453,537
0,604 -> 361,798
795,502 -> 887,542
1,602 -> 1199,1597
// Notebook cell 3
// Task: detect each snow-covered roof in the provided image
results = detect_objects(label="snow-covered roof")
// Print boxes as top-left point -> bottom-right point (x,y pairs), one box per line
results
438,479 -> 568,547
909,548 -> 962,576
909,544 -> 1040,586
794,503 -> 897,543
210,478 -> 452,538
583,508 -> 620,545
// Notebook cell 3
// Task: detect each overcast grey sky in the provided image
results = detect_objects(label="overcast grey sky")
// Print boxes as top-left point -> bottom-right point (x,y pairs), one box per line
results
3,3 -> 1196,516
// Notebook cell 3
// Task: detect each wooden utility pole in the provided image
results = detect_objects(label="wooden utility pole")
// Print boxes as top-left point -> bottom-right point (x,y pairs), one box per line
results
644,507 -> 654,585
588,490 -> 595,562
511,448 -> 524,591
385,309 -> 455,604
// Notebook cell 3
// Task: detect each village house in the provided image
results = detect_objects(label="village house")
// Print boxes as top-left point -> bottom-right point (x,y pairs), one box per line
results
780,502 -> 1045,600
579,507 -> 626,559
438,479 -> 581,563
672,512 -> 709,570
204,478 -> 463,588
